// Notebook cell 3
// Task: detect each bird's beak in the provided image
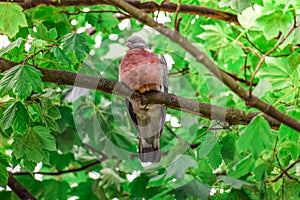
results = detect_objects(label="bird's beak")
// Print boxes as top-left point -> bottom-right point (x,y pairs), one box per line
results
125,42 -> 131,47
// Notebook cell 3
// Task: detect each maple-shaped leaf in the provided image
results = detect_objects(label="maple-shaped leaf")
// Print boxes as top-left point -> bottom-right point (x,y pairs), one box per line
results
198,131 -> 217,159
29,23 -> 58,41
0,3 -> 27,38
0,65 -> 43,100
51,46 -> 71,67
1,102 -> 29,134
12,126 -> 57,169
62,33 -> 90,61
218,176 -> 253,189
38,99 -> 61,132
169,180 -> 210,199
255,10 -> 293,40
0,38 -> 23,57
219,0 -> 252,13
237,116 -> 274,159
197,24 -> 227,48
207,142 -> 223,169
43,180 -> 70,200
165,155 -> 197,180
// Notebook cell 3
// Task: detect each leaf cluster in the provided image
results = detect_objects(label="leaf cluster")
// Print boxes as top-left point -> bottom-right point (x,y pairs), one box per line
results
0,0 -> 299,199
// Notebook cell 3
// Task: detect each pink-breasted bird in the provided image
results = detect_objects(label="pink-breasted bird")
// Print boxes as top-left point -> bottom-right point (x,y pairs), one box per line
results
119,36 -> 168,162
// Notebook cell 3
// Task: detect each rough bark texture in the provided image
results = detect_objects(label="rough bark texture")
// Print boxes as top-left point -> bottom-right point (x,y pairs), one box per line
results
0,58 -> 281,129
0,0 -> 239,25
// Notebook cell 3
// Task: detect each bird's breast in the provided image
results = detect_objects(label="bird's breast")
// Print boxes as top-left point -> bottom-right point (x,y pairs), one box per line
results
119,48 -> 164,92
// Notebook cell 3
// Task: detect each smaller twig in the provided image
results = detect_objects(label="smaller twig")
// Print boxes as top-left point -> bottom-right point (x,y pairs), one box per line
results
174,0 -> 182,32
271,157 -> 300,182
13,160 -> 101,176
223,69 -> 257,86
266,28 -> 298,56
248,55 -> 265,97
248,16 -> 299,97
244,34 -> 265,54
236,41 -> 262,59
168,67 -> 190,76
61,9 -> 120,16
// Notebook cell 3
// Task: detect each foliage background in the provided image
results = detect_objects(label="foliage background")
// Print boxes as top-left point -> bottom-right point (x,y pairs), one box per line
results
0,0 -> 299,199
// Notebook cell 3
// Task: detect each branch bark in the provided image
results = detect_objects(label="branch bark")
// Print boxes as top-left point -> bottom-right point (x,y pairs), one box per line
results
0,58 -> 280,129
7,172 -> 37,200
13,160 -> 101,176
107,0 -> 300,132
2,0 -> 239,25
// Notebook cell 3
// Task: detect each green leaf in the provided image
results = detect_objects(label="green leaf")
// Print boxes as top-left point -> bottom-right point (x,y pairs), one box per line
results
29,23 -> 57,41
129,174 -> 160,198
237,116 -> 273,159
278,141 -> 299,161
253,79 -> 272,98
12,126 -> 56,166
207,142 -> 223,169
54,129 -> 81,154
218,43 -> 245,63
255,10 -> 293,40
219,0 -> 253,13
165,155 -> 197,180
279,111 -> 300,141
62,33 -> 90,61
220,133 -> 237,164
34,126 -> 57,151
50,46 -> 71,67
2,102 -> 29,134
50,152 -> 74,171
198,132 -> 217,159
0,154 -> 9,187
0,38 -> 23,57
228,155 -> 255,178
0,65 -> 43,100
38,99 -> 61,132
238,4 -> 263,29
43,180 -> 70,200
0,3 -> 27,38
197,24 -> 227,48
69,180 -> 99,200
169,180 -> 210,199
218,176 -> 253,189
85,12 -> 119,34
258,57 -> 293,89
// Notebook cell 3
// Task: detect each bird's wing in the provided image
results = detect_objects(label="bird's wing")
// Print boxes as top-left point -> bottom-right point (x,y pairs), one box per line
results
158,54 -> 168,93
158,54 -> 168,136
125,98 -> 139,131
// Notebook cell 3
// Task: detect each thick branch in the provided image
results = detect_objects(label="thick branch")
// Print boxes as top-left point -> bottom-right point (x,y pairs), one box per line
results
7,172 -> 37,200
0,58 -> 280,129
4,0 -> 239,25
108,0 -> 300,132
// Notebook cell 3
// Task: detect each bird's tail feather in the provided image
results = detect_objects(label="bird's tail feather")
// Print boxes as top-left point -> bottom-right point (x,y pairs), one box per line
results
138,135 -> 161,162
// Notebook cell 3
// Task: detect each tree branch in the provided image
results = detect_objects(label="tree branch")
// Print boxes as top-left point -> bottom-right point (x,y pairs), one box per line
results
107,0 -> 300,132
12,160 -> 101,176
249,17 -> 300,96
271,158 -> 300,182
3,0 -> 239,25
0,58 -> 280,129
7,172 -> 37,200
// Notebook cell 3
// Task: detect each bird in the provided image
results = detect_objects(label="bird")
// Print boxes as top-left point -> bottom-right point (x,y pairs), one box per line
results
119,36 -> 168,162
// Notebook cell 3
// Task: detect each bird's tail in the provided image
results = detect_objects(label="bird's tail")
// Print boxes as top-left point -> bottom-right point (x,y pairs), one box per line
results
138,135 -> 161,162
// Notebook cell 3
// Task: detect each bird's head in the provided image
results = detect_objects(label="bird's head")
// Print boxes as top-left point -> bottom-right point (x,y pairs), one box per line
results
126,36 -> 148,49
